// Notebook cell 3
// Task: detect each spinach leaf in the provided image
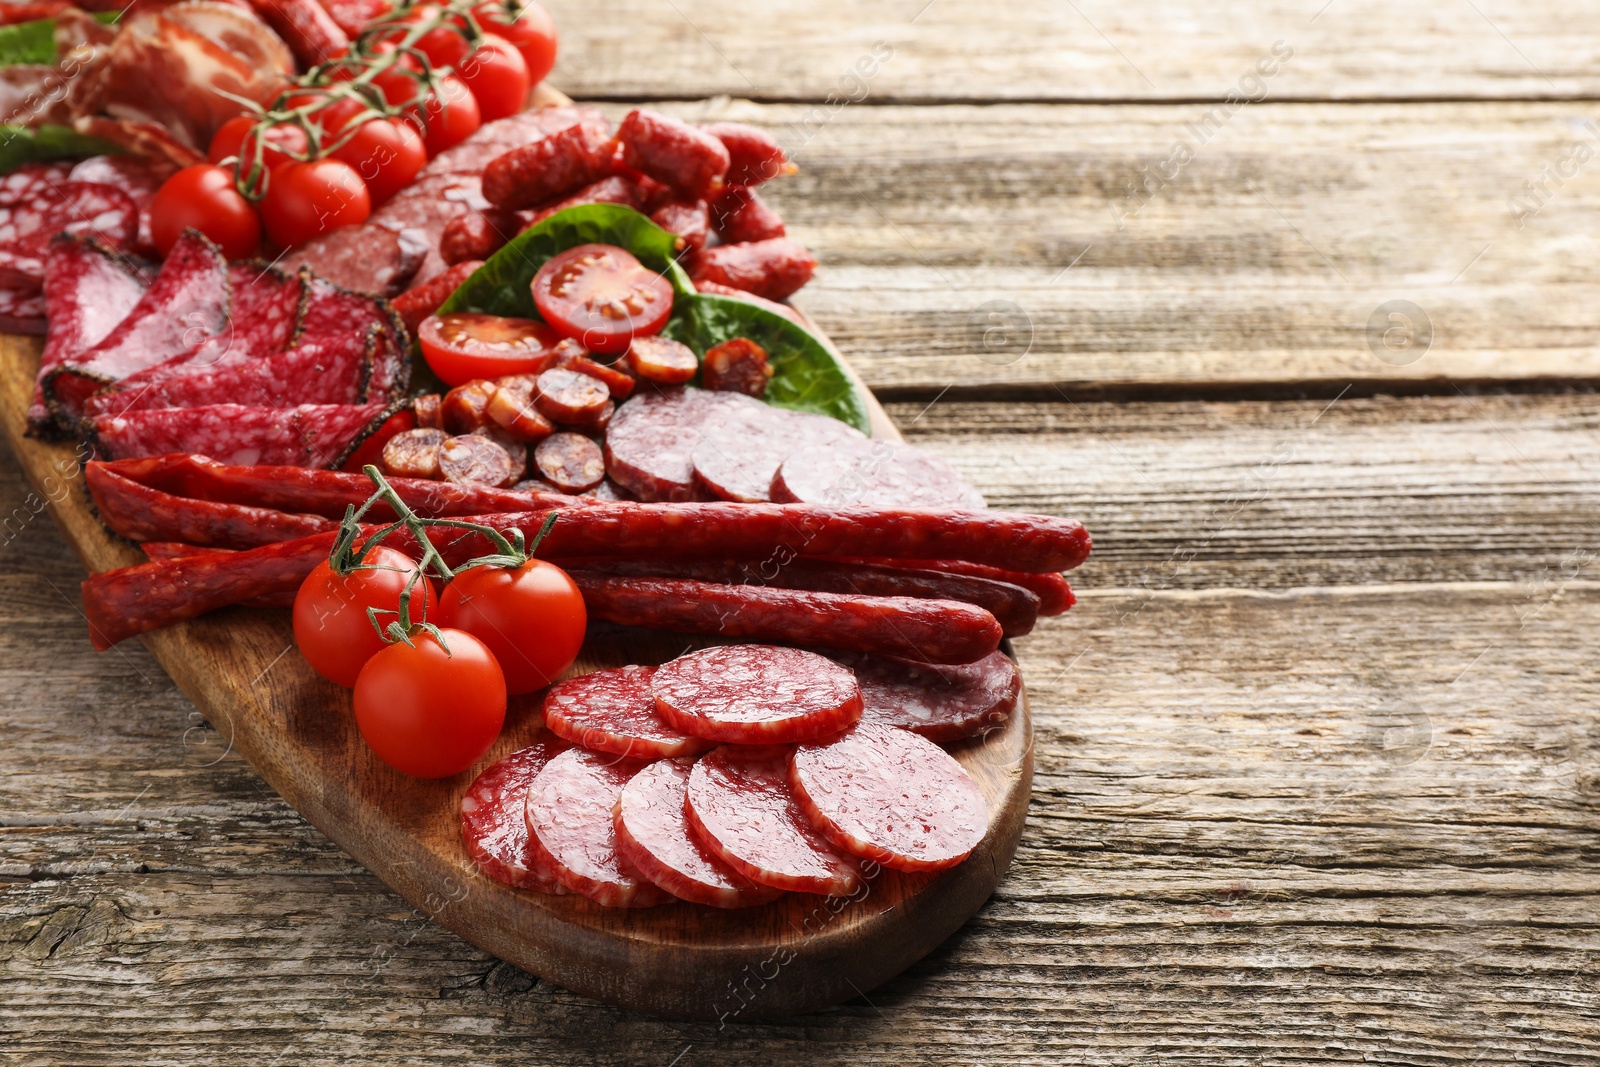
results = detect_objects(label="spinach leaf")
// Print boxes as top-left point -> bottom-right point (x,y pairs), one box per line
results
438,203 -> 694,318
0,124 -> 123,175
661,293 -> 871,433
0,17 -> 55,65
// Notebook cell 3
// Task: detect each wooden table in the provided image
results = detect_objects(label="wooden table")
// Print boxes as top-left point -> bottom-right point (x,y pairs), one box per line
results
5,1 -> 1599,1061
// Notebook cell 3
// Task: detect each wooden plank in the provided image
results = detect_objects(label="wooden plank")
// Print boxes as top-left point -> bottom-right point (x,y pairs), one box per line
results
586,99 -> 1600,394
543,0 -> 1600,103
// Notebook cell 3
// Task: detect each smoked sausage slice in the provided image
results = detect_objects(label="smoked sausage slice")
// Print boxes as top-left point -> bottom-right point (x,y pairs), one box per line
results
651,644 -> 862,744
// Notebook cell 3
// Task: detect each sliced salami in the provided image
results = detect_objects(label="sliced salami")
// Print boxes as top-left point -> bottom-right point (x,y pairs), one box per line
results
523,747 -> 674,907
87,401 -> 390,467
603,388 -> 760,501
692,404 -> 866,503
614,758 -> 783,909
772,436 -> 987,510
0,285 -> 45,334
543,665 -> 713,760
832,649 -> 1021,742
460,738 -> 571,894
789,722 -> 988,873
280,223 -> 425,296
533,432 -> 606,493
295,273 -> 409,402
0,178 -> 138,290
68,154 -> 178,258
651,644 -> 863,744
684,745 -> 860,895
43,230 -> 229,422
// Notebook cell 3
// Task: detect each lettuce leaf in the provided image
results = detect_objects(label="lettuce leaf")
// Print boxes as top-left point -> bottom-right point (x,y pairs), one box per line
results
0,124 -> 123,175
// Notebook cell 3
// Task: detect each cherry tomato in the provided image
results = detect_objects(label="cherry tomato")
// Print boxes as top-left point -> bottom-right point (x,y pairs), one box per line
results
531,243 -> 674,355
292,547 -> 437,688
207,117 -> 309,171
327,115 -> 426,206
454,35 -> 529,121
260,158 -> 372,248
415,73 -> 481,156
149,164 -> 262,260
436,560 -> 585,694
414,22 -> 470,71
353,627 -> 506,777
418,312 -> 560,386
475,0 -> 557,85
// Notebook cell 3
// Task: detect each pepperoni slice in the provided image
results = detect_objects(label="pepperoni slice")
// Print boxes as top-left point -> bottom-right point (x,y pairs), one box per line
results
533,431 -> 605,493
441,379 -> 497,434
789,722 -> 988,872
771,437 -> 988,510
625,336 -> 698,384
534,367 -> 609,426
439,434 -> 520,487
614,757 -> 783,908
651,644 -> 863,744
835,649 -> 1021,743
685,746 -> 860,895
691,403 -> 865,503
523,747 -> 675,907
381,427 -> 447,479
543,665 -> 713,759
459,738 -> 571,893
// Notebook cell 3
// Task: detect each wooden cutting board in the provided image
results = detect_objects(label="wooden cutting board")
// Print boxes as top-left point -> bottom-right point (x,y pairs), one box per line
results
0,138 -> 1032,1020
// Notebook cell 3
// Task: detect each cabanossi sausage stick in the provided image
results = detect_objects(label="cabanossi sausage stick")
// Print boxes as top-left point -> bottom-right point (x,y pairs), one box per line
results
86,462 -> 335,549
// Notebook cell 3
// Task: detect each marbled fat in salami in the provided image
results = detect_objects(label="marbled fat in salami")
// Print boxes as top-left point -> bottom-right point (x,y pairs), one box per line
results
460,738 -> 571,893
68,154 -> 178,258
86,401 -> 390,467
771,436 -> 987,510
691,402 -> 865,503
543,665 -> 713,759
294,273 -> 409,402
0,176 -> 137,290
0,285 -> 45,334
651,644 -> 863,744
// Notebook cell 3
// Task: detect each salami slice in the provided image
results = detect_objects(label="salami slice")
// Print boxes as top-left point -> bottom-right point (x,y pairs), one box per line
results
543,665 -> 713,759
0,178 -> 138,290
523,747 -> 675,907
789,722 -> 988,872
691,403 -> 865,503
87,401 -> 390,467
833,649 -> 1021,743
295,273 -> 409,402
30,236 -> 149,430
460,738 -> 571,893
0,285 -> 45,333
772,437 -> 987,510
684,746 -> 860,895
68,155 -> 178,257
651,645 -> 863,744
604,388 -> 761,501
281,223 -> 425,297
614,758 -> 783,909
533,432 -> 605,493
44,231 -> 230,422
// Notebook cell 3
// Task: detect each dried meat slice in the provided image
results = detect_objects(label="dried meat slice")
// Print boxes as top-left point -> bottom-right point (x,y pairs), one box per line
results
543,665 -> 714,760
460,738 -> 571,893
0,177 -> 138,291
43,230 -> 229,423
68,154 -> 179,258
0,286 -> 45,334
31,236 -> 150,430
651,644 -> 863,744
86,401 -> 390,467
833,649 -> 1021,743
684,745 -> 860,895
523,747 -> 675,907
772,437 -> 988,510
603,388 -> 759,501
790,722 -> 988,872
691,403 -> 866,503
613,758 -> 783,909
295,272 -> 409,402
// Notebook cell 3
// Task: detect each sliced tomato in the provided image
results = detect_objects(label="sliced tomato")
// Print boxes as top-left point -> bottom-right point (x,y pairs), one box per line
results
149,164 -> 261,260
418,312 -> 560,385
531,243 -> 674,355
474,0 -> 557,85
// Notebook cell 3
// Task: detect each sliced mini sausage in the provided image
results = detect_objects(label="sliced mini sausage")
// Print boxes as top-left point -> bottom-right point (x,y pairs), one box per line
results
625,336 -> 698,384
533,432 -> 606,493
380,427 -> 447,479
534,367 -> 610,425
441,379 -> 498,434
412,393 -> 443,430
700,337 -> 773,397
485,374 -> 556,442
552,348 -> 636,399
474,425 -> 528,478
438,434 -> 520,488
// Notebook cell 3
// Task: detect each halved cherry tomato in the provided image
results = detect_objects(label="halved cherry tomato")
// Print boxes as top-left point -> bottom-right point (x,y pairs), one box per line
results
326,114 -> 426,206
292,546 -> 437,688
207,117 -> 309,172
149,164 -> 262,260
414,73 -> 481,156
454,35 -> 529,121
353,627 -> 506,777
475,0 -> 557,85
260,158 -> 371,248
436,560 -> 585,694
531,243 -> 674,355
418,312 -> 560,386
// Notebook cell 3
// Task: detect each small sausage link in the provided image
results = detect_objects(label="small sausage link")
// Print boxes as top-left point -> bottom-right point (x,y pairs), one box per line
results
701,337 -> 773,397
533,432 -> 607,493
690,237 -> 816,301
441,379 -> 498,434
710,186 -> 785,244
439,208 -> 520,265
439,434 -> 520,488
482,124 -> 611,211
614,109 -> 729,199
700,122 -> 789,186
412,393 -> 443,429
381,427 -> 448,479
485,373 -> 557,442
534,367 -> 611,425
650,198 -> 710,252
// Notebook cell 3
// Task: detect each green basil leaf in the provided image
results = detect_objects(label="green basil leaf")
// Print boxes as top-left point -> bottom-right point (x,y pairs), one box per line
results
0,124 -> 124,176
0,17 -> 57,65
660,292 -> 872,434
438,203 -> 695,318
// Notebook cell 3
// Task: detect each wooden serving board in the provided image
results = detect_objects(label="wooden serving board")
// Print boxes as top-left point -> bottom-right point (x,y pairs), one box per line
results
0,220 -> 1032,1020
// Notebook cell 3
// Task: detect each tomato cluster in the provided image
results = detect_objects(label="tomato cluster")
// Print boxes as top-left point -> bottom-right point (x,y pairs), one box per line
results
292,542 -> 586,779
149,1 -> 558,260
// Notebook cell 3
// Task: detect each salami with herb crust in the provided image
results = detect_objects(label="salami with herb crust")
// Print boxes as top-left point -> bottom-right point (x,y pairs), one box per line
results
651,644 -> 863,744
685,745 -> 860,896
833,649 -> 1021,742
614,758 -> 782,909
789,722 -> 988,872
30,236 -> 148,431
87,401 -> 391,467
543,665 -> 712,760
461,738 -> 571,894
0,179 -> 138,290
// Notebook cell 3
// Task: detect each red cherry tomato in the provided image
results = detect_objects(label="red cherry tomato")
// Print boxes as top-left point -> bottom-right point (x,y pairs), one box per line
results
475,0 -> 557,85
149,164 -> 262,260
454,35 -> 529,122
292,547 -> 437,688
415,73 -> 481,156
418,312 -> 561,386
326,115 -> 426,206
436,560 -> 585,694
259,158 -> 372,248
531,243 -> 674,355
414,22 -> 470,71
353,627 -> 506,777
207,116 -> 309,171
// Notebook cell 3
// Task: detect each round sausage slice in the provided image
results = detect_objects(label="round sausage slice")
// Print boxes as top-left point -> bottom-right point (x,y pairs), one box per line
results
836,648 -> 1021,743
626,336 -> 698,384
523,747 -> 675,907
534,367 -> 610,426
691,403 -> 865,502
441,379 -> 498,434
652,644 -> 863,744
614,757 -> 784,908
685,745 -> 860,895
771,437 -> 987,509
604,388 -> 758,501
789,722 -> 988,872
533,431 -> 605,492
381,427 -> 447,479
460,738 -> 571,893
439,434 -> 520,487
543,665 -> 713,759
486,374 -> 556,442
